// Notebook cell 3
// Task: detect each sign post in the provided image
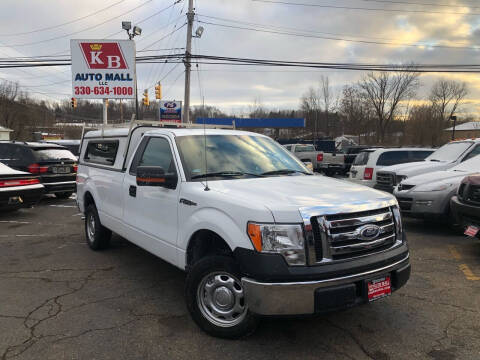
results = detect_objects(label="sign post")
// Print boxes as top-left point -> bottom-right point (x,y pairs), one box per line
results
71,40 -> 136,124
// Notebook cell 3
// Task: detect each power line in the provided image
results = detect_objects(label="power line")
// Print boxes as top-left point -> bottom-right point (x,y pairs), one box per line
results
197,20 -> 480,50
197,13 -> 456,44
104,1 -> 183,39
0,0 -> 156,48
0,0 -> 126,37
139,23 -> 187,51
251,0 -> 480,16
142,1 -> 182,90
356,0 -> 480,10
162,70 -> 184,98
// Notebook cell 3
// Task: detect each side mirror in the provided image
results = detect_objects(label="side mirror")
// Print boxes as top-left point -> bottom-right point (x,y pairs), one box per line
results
136,166 -> 177,189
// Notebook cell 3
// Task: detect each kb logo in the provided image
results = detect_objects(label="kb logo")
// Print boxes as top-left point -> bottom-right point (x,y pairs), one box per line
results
79,42 -> 128,69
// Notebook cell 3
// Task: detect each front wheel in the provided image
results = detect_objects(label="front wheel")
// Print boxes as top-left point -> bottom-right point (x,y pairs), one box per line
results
185,256 -> 258,338
85,204 -> 111,250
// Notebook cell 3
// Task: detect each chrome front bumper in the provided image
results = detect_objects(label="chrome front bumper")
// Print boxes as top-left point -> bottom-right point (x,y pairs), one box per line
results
242,254 -> 410,316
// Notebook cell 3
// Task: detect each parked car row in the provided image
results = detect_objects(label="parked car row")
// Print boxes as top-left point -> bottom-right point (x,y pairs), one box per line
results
0,141 -> 78,211
0,141 -> 77,199
375,139 -> 480,193
349,148 -> 434,187
344,138 -> 480,237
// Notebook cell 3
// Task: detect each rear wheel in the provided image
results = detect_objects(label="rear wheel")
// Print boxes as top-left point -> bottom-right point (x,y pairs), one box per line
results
85,204 -> 111,250
55,192 -> 73,199
185,256 -> 258,339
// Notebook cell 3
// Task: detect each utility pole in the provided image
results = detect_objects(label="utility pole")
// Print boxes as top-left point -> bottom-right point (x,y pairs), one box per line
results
183,0 -> 194,123
120,99 -> 124,123
103,99 -> 108,125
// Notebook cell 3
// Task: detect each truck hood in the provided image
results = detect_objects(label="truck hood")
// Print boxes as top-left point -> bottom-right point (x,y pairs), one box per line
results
402,170 -> 472,187
379,160 -> 454,177
209,175 -> 396,222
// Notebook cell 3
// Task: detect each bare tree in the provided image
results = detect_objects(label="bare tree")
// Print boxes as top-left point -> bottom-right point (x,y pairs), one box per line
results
249,97 -> 267,118
320,75 -> 335,136
300,87 -> 321,140
429,78 -> 468,124
358,67 -> 420,143
339,85 -> 374,142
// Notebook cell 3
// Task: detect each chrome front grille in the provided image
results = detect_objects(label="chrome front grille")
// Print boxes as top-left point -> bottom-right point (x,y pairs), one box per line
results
376,172 -> 394,187
311,207 -> 399,262
469,185 -> 480,204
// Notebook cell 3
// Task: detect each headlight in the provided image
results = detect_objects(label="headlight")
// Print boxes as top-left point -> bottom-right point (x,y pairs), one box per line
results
396,175 -> 407,185
247,223 -> 305,266
413,182 -> 454,192
392,205 -> 404,242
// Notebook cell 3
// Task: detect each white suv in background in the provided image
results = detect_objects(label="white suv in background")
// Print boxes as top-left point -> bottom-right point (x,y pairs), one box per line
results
349,148 -> 434,187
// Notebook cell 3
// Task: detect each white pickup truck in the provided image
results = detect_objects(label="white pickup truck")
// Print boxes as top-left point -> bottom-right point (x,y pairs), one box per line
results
76,122 -> 410,338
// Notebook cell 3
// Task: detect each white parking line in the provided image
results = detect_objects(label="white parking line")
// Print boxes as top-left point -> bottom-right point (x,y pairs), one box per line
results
0,234 -> 50,239
49,205 -> 77,208
0,220 -> 31,224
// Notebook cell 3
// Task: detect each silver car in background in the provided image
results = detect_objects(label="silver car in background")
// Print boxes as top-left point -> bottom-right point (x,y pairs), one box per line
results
394,154 -> 480,220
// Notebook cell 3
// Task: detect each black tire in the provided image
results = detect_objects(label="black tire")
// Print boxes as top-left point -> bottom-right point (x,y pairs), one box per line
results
85,204 -> 112,250
185,256 -> 258,339
55,192 -> 73,199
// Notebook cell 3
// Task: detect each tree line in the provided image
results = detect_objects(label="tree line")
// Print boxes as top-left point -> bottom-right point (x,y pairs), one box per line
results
0,66 -> 471,146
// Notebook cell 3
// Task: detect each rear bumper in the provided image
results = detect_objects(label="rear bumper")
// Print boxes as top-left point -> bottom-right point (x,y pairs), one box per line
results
43,181 -> 76,193
242,254 -> 410,315
0,185 -> 44,209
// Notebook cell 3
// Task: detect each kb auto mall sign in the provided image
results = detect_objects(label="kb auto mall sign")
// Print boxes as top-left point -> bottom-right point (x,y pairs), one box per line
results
70,39 -> 136,99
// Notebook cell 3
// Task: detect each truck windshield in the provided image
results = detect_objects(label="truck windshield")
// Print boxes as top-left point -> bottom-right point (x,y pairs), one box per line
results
426,142 -> 473,162
176,135 -> 310,180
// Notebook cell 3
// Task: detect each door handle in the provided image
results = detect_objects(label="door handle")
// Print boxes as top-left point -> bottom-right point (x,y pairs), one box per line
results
129,185 -> 137,197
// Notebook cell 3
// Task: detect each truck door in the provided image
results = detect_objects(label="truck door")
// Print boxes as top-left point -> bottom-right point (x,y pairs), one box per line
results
122,135 -> 179,265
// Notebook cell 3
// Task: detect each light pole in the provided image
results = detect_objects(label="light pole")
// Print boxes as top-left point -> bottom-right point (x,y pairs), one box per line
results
450,115 -> 457,141
122,21 -> 142,121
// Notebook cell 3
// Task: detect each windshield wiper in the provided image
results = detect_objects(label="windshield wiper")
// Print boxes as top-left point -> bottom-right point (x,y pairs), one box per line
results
261,169 -> 311,176
191,171 -> 264,179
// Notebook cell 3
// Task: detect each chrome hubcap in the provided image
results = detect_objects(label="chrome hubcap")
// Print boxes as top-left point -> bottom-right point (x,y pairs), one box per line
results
87,214 -> 95,243
197,272 -> 247,327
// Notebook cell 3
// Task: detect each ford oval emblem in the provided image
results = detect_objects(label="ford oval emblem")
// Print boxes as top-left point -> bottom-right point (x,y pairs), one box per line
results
164,102 -> 176,108
358,224 -> 381,241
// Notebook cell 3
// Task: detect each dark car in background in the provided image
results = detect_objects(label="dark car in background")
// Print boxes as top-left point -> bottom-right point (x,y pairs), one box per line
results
43,140 -> 81,157
0,162 -> 44,211
451,173 -> 480,238
0,142 -> 77,199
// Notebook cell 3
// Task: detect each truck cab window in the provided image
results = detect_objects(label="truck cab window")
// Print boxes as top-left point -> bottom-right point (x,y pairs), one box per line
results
137,137 -> 176,174
84,141 -> 119,166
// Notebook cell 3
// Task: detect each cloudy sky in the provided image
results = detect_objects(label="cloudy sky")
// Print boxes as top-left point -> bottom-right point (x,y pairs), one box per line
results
1,0 -> 480,117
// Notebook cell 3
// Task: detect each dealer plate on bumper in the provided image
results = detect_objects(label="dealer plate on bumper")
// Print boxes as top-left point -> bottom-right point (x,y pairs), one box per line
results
367,276 -> 391,302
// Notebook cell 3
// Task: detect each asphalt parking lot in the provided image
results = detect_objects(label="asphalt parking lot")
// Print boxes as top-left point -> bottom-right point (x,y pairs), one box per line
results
0,197 -> 479,360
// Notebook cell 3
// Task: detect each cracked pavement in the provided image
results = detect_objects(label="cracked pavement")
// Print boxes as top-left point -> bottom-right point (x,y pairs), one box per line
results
0,196 -> 479,359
